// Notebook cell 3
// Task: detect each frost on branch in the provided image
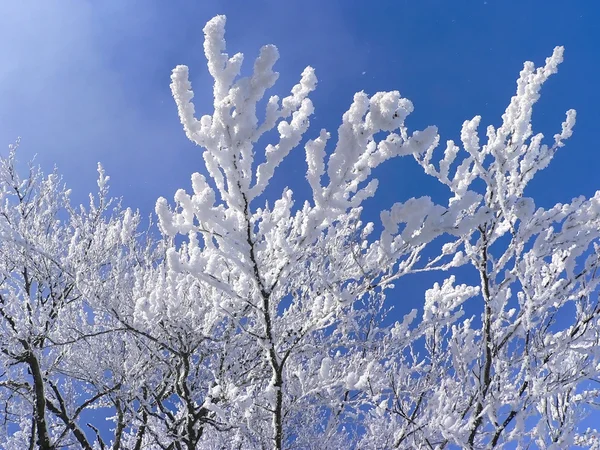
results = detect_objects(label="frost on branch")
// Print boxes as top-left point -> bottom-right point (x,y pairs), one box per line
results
159,14 -> 465,449
305,90 -> 438,219
416,46 -> 576,204
170,15 -> 317,207
0,147 -> 149,450
358,47 -> 600,449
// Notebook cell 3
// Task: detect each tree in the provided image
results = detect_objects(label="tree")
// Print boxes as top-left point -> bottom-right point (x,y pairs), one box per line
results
158,14 -> 456,448
0,146 -> 154,450
2,13 -> 600,450
356,48 -> 600,449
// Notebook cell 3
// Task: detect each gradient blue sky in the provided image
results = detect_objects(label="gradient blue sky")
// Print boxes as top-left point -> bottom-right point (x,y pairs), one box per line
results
2,0 -> 598,326
2,1 -> 598,212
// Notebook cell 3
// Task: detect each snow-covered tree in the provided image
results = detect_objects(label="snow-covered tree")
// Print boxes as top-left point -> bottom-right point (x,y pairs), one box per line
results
154,14 -> 470,449
150,15 -> 600,449
0,146 -> 154,450
2,13 -> 600,450
357,47 -> 600,449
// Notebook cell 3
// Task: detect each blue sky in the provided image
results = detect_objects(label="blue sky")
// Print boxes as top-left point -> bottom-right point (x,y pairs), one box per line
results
1,1 -> 598,215
2,0 -> 598,330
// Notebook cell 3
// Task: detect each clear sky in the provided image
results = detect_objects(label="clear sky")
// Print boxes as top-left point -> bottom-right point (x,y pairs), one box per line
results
1,1 -> 599,443
2,0 -> 598,326
1,1 -> 598,211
